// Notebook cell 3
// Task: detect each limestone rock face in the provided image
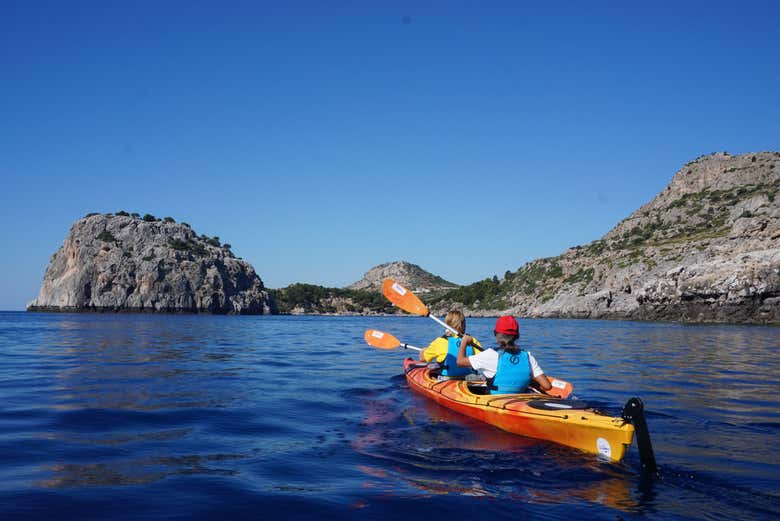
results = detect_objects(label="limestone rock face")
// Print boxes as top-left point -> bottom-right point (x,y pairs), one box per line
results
28,214 -> 274,314
347,261 -> 459,293
431,152 -> 780,324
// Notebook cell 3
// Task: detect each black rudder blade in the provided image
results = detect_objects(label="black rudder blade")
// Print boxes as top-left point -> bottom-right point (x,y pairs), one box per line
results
622,396 -> 658,475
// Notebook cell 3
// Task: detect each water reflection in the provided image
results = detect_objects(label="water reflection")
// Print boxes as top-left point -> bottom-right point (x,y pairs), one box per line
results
37,453 -> 244,488
3,314 -> 276,491
42,315 -> 248,411
352,388 -> 639,511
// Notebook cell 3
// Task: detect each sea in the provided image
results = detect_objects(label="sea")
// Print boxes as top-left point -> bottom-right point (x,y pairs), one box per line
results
0,311 -> 778,520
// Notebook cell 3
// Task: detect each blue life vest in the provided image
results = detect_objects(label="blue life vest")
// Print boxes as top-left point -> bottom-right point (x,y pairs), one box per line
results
440,336 -> 476,377
489,349 -> 531,394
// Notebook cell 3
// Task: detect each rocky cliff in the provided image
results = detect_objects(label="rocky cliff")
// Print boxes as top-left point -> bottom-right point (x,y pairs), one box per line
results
348,261 -> 459,293
430,152 -> 780,324
28,213 -> 274,314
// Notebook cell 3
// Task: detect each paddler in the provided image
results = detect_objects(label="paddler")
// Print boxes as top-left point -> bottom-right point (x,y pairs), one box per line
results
456,315 -> 552,394
419,309 -> 482,380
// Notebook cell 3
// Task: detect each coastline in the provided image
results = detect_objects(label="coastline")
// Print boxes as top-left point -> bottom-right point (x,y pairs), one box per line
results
22,307 -> 780,326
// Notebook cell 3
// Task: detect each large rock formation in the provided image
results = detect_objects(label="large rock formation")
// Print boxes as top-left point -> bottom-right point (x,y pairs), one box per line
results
430,152 -> 780,324
28,213 -> 274,314
348,261 -> 459,294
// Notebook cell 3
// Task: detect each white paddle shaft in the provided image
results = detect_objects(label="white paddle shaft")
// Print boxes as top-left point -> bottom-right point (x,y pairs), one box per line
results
430,314 -> 460,336
401,343 -> 422,352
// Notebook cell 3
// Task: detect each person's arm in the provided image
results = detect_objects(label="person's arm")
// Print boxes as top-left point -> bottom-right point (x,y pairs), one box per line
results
528,353 -> 551,390
418,339 -> 430,360
533,373 -> 552,391
420,337 -> 446,362
456,334 -> 474,368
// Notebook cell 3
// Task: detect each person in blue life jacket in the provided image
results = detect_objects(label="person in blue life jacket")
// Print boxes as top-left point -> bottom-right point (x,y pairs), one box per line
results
456,315 -> 551,394
419,309 -> 482,380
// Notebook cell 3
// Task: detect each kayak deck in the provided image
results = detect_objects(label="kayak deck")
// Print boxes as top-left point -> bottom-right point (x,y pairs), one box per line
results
403,358 -> 635,462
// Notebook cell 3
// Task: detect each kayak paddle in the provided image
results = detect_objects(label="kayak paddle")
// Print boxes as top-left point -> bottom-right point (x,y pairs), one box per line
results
364,329 -> 422,351
380,278 -> 573,399
382,278 -> 460,335
364,328 -> 573,398
538,377 -> 573,399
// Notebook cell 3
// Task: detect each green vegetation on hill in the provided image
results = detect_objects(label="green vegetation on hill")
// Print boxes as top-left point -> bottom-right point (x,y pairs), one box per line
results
507,260 -> 562,294
270,284 -> 396,314
428,275 -> 509,309
168,238 -> 210,256
420,272 -> 459,289
84,211 -> 235,258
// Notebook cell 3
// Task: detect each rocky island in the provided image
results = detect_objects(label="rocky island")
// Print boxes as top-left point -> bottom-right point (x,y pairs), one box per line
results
28,213 -> 274,314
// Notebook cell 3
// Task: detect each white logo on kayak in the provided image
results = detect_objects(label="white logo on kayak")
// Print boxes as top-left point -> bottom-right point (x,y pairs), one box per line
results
391,282 -> 407,296
544,402 -> 572,409
597,437 -> 612,459
551,379 -> 566,389
371,331 -> 384,339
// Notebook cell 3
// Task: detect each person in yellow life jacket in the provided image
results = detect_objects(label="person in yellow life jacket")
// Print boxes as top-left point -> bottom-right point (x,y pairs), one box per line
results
419,309 -> 482,379
456,315 -> 551,394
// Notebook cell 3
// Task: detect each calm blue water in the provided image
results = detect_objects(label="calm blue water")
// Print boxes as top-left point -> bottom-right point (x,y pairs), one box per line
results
0,312 -> 778,520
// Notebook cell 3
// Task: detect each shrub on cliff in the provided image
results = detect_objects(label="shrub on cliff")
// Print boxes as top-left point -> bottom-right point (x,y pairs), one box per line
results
96,231 -> 116,243
168,238 -> 190,251
167,238 -> 208,256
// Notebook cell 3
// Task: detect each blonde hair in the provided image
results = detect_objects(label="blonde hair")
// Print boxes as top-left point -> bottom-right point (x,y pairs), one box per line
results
444,309 -> 465,335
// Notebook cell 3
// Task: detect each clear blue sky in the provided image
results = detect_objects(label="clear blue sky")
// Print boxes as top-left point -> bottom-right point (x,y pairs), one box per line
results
2,1 -> 779,310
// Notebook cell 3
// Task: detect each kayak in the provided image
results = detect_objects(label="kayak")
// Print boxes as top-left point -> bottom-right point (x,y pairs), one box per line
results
403,358 -> 636,462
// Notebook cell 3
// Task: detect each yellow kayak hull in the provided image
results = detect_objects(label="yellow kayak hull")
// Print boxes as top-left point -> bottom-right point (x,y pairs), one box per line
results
403,359 -> 635,462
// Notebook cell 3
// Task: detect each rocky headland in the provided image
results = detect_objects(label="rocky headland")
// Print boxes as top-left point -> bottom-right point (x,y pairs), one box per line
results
429,152 -> 780,324
347,261 -> 458,294
270,261 -> 452,314
28,213 -> 273,314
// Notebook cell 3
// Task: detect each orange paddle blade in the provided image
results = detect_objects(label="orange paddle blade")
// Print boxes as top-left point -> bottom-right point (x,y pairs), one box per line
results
545,377 -> 574,399
364,329 -> 401,349
381,278 -> 429,316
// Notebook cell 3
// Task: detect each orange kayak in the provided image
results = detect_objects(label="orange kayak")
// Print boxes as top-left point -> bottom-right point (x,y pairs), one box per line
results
403,358 -> 636,462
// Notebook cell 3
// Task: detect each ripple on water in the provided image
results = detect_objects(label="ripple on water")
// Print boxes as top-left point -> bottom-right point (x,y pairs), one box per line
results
0,313 -> 778,520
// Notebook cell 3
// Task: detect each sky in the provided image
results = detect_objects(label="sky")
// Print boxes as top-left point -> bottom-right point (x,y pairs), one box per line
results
2,1 -> 780,310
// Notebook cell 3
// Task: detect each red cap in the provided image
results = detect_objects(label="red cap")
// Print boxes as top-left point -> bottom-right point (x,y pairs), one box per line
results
494,315 -> 519,336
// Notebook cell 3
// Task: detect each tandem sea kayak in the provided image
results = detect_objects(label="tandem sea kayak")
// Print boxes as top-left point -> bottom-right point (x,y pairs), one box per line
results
403,358 -> 650,464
